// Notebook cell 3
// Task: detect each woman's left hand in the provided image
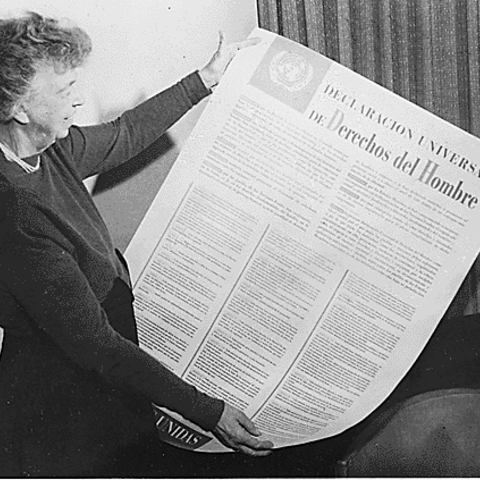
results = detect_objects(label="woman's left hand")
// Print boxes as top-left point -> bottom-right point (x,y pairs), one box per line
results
199,31 -> 261,89
213,402 -> 274,456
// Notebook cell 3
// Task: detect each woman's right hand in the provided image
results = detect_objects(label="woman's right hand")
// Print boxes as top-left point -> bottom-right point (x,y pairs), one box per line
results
213,402 -> 274,456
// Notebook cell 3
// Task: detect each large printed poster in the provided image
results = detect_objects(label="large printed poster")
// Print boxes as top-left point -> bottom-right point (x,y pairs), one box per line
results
126,28 -> 480,451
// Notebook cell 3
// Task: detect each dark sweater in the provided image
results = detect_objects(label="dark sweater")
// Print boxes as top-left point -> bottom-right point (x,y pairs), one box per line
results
0,71 -> 223,476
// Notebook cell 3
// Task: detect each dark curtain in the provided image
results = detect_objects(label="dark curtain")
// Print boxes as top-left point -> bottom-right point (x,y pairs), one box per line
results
257,0 -> 480,317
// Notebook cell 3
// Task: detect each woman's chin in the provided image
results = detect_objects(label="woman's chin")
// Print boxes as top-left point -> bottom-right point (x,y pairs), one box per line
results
56,127 -> 71,140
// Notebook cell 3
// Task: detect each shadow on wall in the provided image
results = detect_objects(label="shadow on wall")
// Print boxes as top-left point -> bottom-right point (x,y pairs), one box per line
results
93,134 -> 175,195
90,91 -> 176,195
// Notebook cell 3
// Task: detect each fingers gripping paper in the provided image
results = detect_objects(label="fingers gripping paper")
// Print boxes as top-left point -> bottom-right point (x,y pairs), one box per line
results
126,28 -> 480,452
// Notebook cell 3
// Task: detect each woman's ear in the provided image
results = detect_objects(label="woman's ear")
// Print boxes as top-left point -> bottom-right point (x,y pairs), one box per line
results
11,103 -> 29,125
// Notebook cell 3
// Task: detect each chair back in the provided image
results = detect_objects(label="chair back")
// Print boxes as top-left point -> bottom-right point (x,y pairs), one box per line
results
337,388 -> 480,477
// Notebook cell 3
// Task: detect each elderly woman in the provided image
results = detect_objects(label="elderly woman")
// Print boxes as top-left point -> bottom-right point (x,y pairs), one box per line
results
0,11 -> 272,477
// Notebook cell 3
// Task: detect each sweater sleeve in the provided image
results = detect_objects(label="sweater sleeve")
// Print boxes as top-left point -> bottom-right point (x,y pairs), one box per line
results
59,71 -> 211,179
0,191 -> 224,432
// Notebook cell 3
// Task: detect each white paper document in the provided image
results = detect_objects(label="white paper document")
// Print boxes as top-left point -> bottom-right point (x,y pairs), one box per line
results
125,28 -> 480,451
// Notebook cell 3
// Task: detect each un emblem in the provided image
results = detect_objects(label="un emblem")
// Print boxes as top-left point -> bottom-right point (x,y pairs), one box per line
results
269,51 -> 313,92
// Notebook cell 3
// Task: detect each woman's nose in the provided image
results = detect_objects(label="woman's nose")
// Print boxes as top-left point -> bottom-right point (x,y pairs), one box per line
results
73,95 -> 85,108
73,87 -> 86,108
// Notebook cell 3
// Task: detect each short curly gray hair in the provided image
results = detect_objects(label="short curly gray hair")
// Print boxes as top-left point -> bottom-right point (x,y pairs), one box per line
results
0,11 -> 92,123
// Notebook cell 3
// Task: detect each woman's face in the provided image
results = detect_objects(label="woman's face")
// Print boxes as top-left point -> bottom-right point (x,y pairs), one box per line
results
20,63 -> 85,151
